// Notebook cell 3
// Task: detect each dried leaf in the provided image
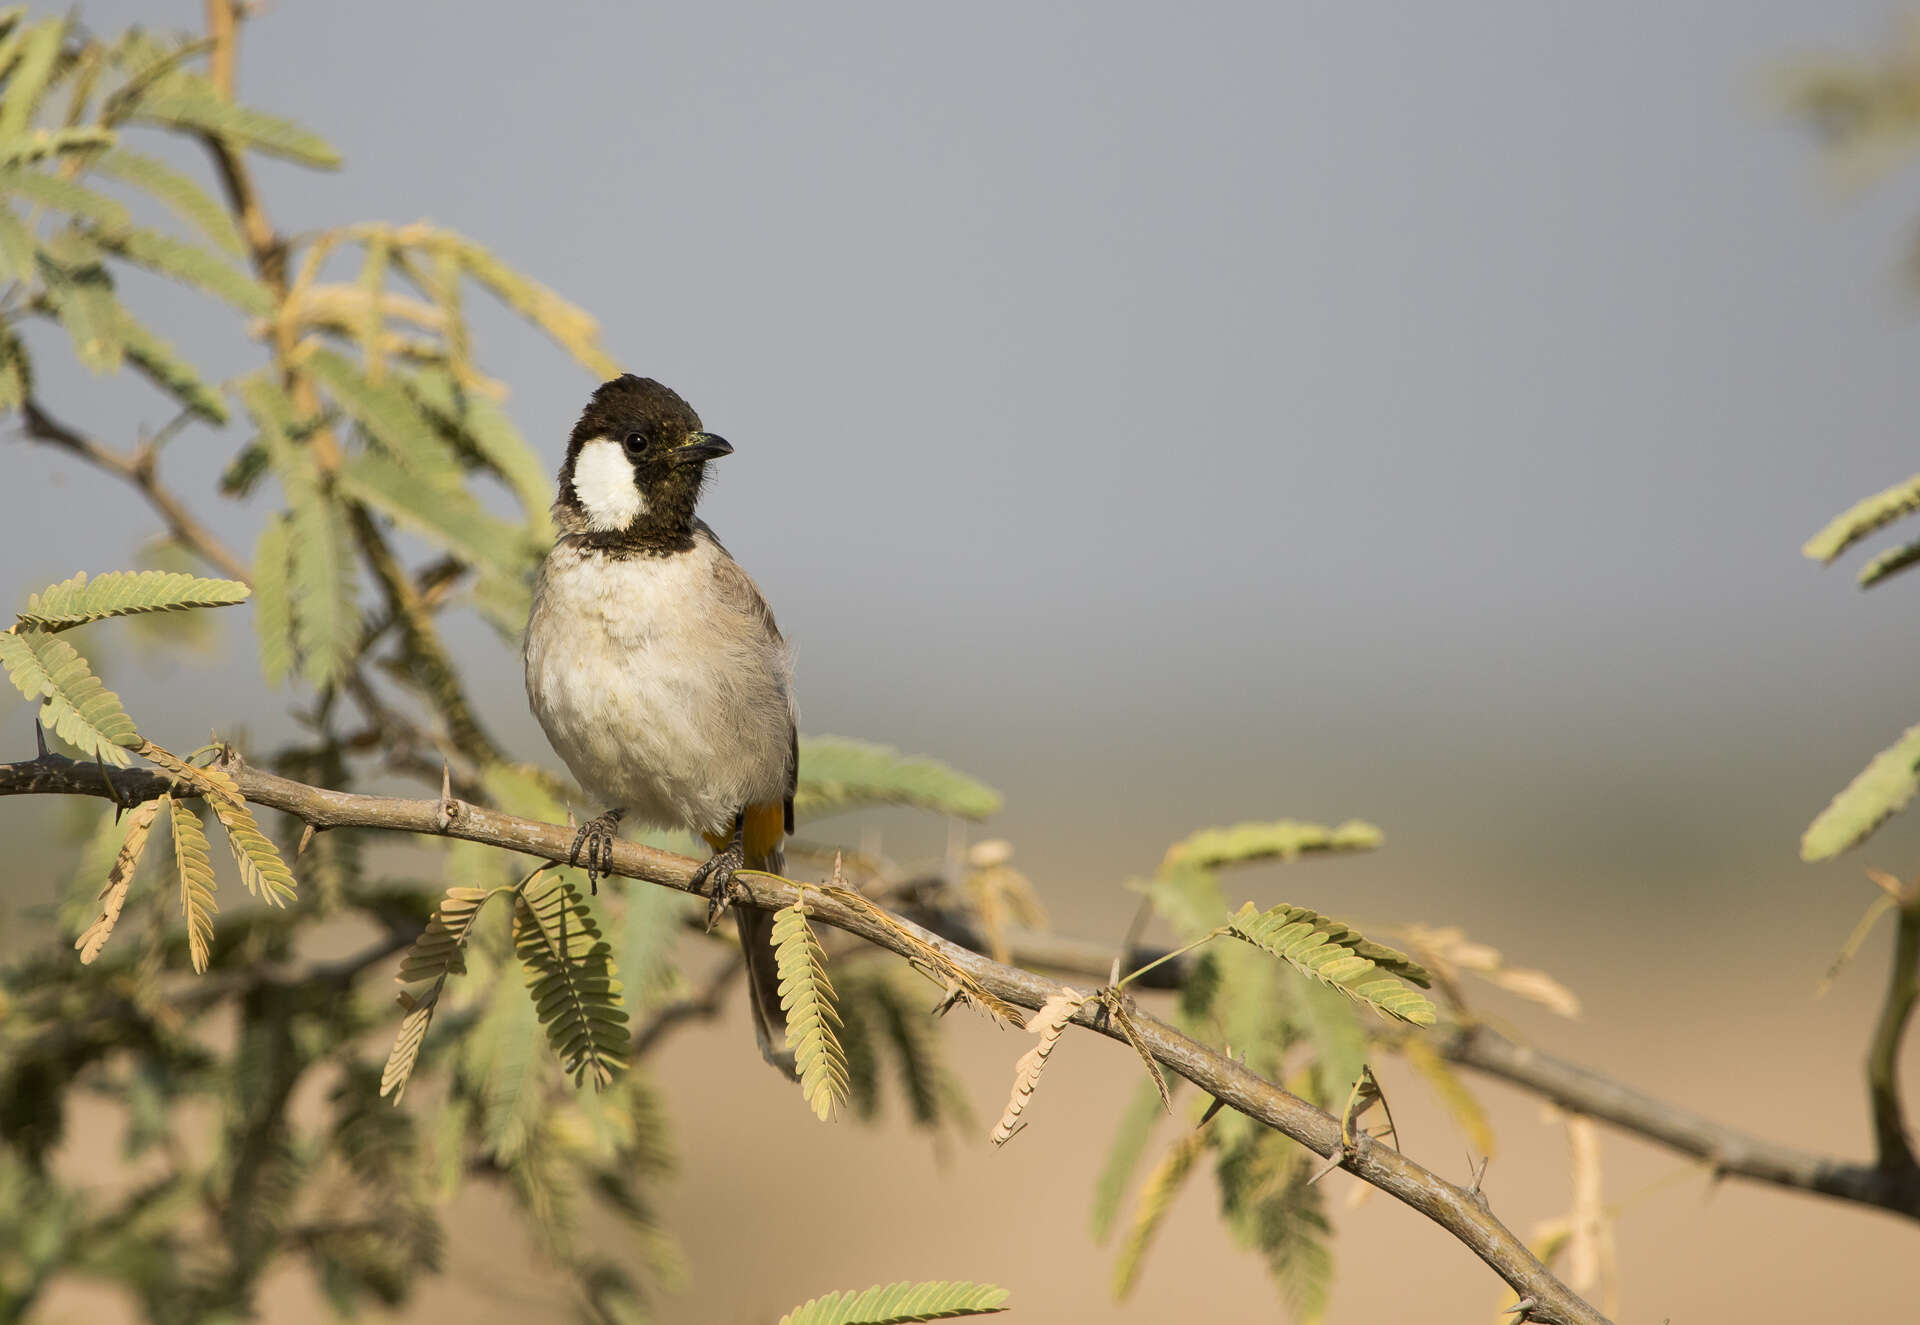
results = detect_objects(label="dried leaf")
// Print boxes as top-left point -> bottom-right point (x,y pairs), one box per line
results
990,987 -> 1087,1147
167,793 -> 217,973
74,797 -> 162,964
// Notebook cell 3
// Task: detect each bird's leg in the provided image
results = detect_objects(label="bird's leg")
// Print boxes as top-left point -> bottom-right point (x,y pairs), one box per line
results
692,812 -> 746,931
568,807 -> 626,893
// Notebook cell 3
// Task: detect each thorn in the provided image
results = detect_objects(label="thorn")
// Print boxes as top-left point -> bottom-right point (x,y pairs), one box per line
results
297,822 -> 318,858
1308,1143 -> 1347,1186
95,748 -> 128,815
933,984 -> 967,1017
1465,1152 -> 1492,1209
1107,955 -> 1121,988
32,718 -> 48,760
435,760 -> 458,831
1503,1296 -> 1537,1321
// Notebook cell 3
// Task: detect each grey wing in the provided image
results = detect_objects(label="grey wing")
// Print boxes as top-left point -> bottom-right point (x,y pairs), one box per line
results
699,524 -> 799,816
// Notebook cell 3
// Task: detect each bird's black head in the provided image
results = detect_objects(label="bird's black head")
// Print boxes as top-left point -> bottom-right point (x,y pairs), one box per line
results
553,375 -> 733,551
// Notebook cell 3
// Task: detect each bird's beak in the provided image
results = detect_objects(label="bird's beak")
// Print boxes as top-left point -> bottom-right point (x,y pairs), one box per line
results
674,432 -> 733,464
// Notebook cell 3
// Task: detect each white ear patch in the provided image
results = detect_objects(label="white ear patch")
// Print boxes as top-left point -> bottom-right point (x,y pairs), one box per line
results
571,437 -> 645,532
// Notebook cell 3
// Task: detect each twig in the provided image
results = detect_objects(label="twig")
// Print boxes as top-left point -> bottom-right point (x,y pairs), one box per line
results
0,749 -> 1606,1325
629,950 -> 745,1058
922,917 -> 1920,1223
17,398 -> 253,584
1867,889 -> 1920,1177
200,0 -> 281,291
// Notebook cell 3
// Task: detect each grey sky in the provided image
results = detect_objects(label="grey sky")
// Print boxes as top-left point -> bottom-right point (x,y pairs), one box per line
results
9,2 -> 1920,957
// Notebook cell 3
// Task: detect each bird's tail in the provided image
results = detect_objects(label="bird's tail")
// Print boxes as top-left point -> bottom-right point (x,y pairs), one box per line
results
738,837 -> 798,1080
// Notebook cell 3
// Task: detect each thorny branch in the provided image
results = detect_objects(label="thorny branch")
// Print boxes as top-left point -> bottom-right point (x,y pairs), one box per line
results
969,924 -> 1920,1223
0,747 -> 1608,1325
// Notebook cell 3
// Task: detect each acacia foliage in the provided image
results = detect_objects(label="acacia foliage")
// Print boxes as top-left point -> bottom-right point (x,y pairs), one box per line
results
0,10 -> 1004,1320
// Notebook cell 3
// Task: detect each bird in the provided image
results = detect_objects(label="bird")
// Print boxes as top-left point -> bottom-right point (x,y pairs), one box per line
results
523,374 -> 798,1077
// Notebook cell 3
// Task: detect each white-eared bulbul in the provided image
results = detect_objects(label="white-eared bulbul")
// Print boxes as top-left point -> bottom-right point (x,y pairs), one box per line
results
524,375 -> 798,1077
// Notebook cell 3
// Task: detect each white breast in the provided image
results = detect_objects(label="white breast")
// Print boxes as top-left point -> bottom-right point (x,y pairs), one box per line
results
523,537 -> 794,839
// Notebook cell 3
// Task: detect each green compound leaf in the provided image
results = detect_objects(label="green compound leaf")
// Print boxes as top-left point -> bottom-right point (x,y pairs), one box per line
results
1161,819 -> 1382,871
0,202 -> 33,282
1112,1127 -> 1208,1300
0,628 -> 139,764
0,167 -> 133,231
1213,1120 -> 1334,1321
1805,472 -> 1920,564
1225,902 -> 1436,1026
794,737 -> 1001,821
335,447 -> 537,585
16,570 -> 249,631
37,233 -> 122,373
90,224 -> 273,315
0,126 -> 116,167
0,329 -> 25,413
0,18 -> 65,140
1091,1077 -> 1176,1243
116,303 -> 228,422
773,898 -> 850,1121
305,349 -> 462,485
90,146 -> 246,255
1802,720 -> 1920,862
129,78 -> 342,169
512,872 -> 629,1090
288,486 -> 359,690
239,376 -> 364,694
251,513 -> 295,688
403,366 -> 552,528
778,1281 -> 1010,1325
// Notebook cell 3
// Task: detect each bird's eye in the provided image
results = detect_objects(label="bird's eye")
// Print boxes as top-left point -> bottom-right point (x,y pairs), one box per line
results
622,431 -> 647,456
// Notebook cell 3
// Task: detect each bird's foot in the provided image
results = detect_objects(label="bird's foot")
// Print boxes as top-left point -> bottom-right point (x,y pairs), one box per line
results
568,808 -> 625,892
691,841 -> 746,931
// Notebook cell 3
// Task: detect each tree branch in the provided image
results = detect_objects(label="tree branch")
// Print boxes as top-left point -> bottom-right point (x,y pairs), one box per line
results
0,749 -> 1607,1325
1867,889 -> 1920,1178
934,919 -> 1920,1223
1445,1022 -> 1920,1218
17,398 -> 253,584
629,950 -> 745,1059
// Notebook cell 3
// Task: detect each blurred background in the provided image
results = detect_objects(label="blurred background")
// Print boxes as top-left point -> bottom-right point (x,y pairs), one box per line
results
7,1 -> 1920,1320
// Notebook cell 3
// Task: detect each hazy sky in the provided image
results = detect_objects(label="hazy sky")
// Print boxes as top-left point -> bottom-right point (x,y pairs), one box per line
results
10,1 -> 1920,947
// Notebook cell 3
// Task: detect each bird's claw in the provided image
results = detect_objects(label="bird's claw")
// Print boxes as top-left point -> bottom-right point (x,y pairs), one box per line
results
568,808 -> 625,892
692,842 -> 746,931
